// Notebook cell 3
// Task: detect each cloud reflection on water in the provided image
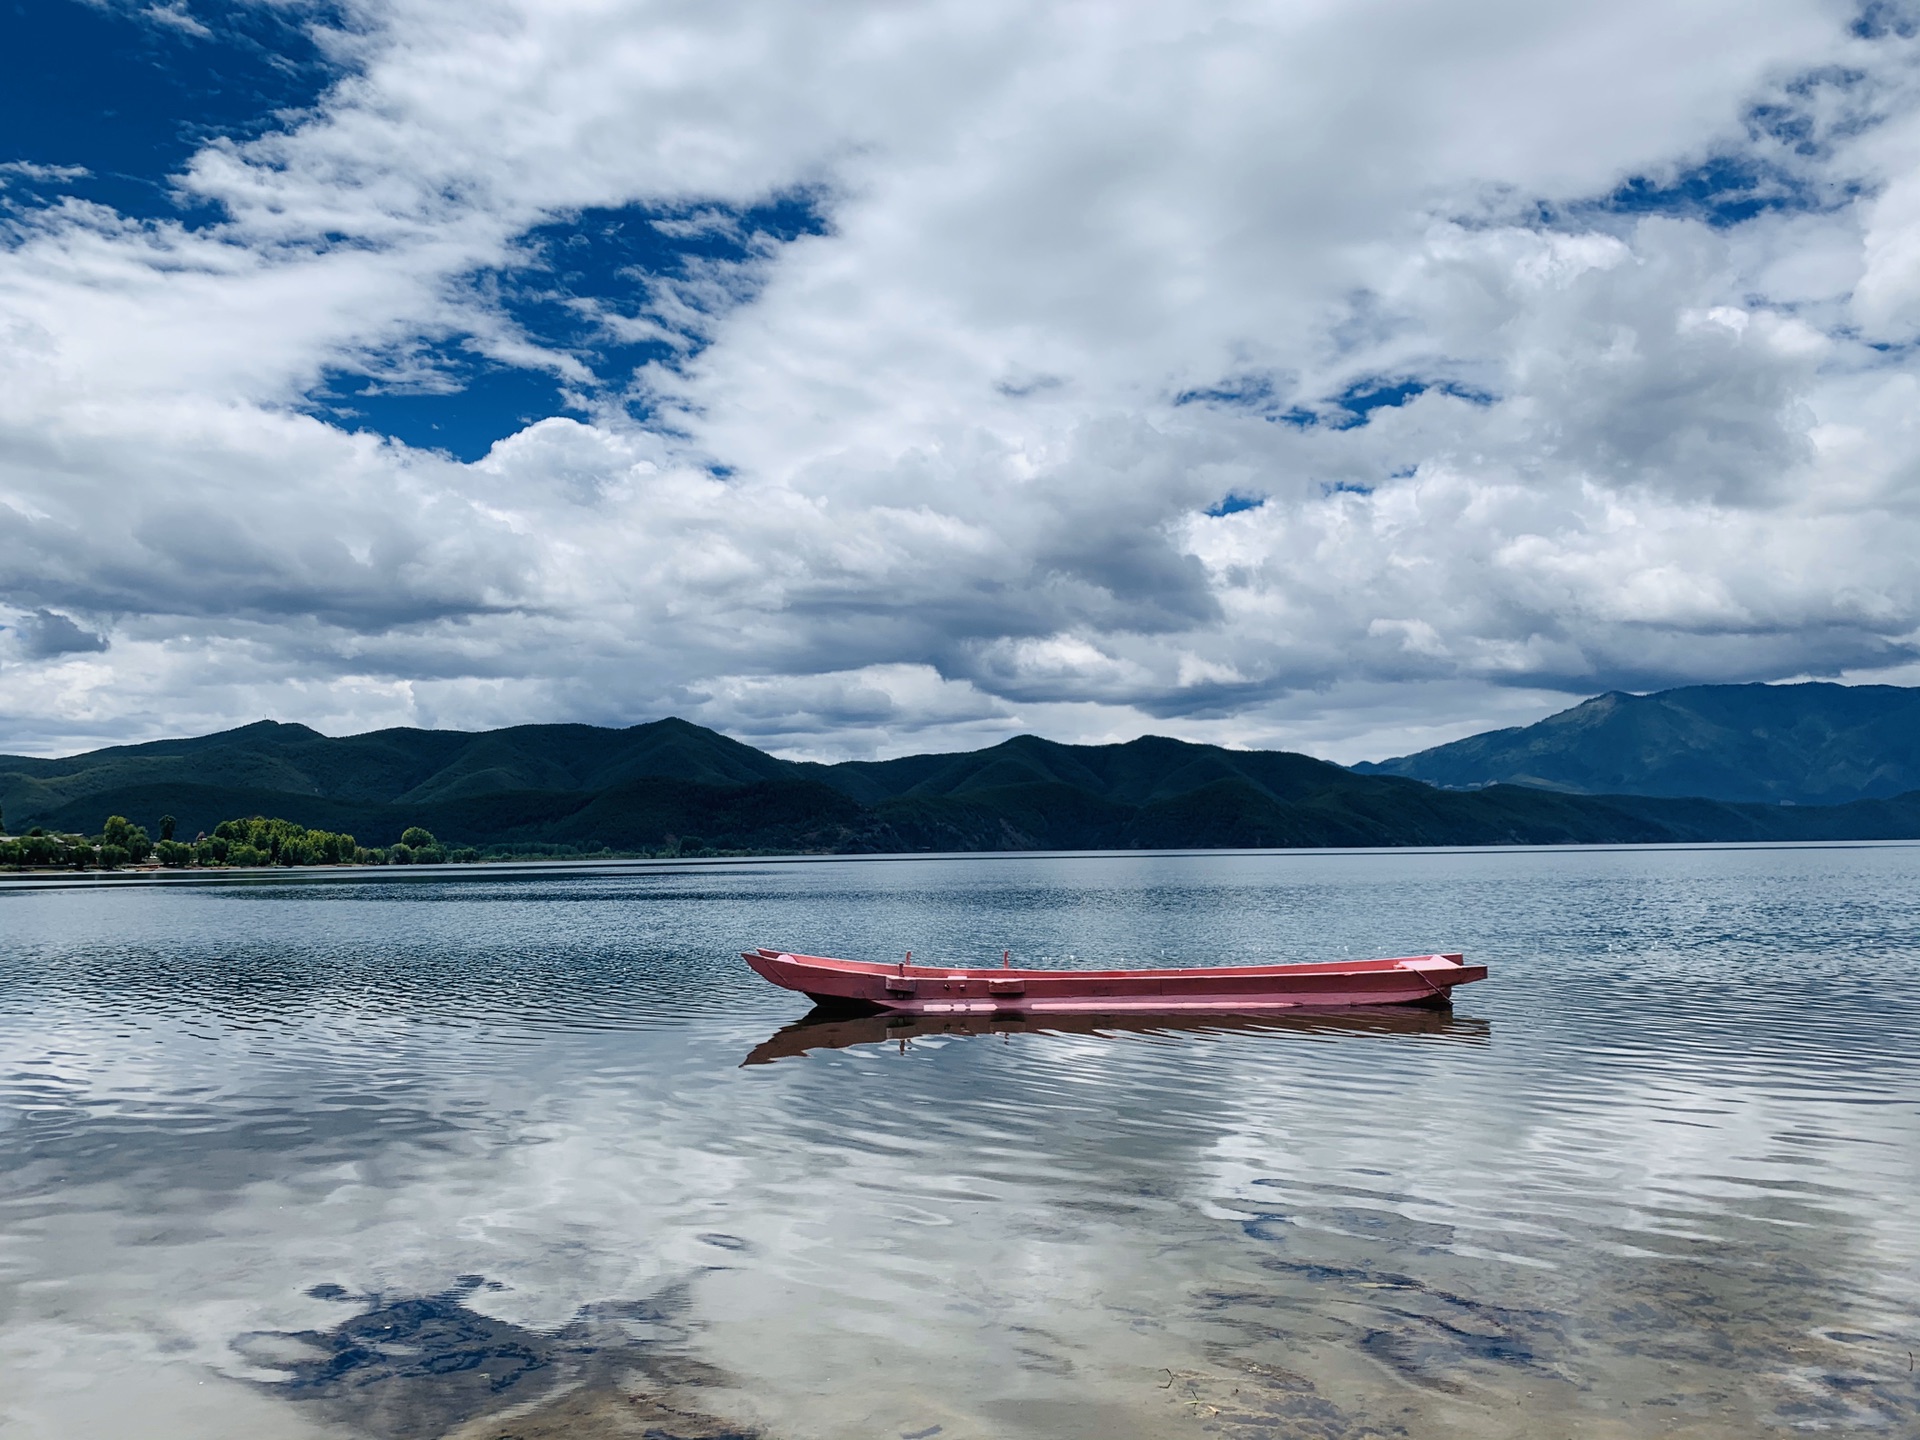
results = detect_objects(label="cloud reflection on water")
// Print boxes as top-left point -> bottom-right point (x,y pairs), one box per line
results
0,848 -> 1916,1438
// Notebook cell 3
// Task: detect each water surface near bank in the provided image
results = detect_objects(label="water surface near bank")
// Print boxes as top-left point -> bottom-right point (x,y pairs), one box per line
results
2,845 -> 1917,1438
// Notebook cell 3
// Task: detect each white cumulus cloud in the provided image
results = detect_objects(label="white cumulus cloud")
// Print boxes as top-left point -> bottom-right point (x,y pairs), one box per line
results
3,0 -> 1920,761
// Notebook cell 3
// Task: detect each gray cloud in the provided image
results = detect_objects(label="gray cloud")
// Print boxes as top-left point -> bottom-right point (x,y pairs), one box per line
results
10,609 -> 109,660
2,0 -> 1919,761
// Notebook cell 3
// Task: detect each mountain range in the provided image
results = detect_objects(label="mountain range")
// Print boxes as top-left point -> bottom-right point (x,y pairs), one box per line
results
1353,682 -> 1920,804
4,683 -> 1920,856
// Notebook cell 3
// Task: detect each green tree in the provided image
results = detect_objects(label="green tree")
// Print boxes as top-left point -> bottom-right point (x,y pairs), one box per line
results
186,817 -> 365,869
389,842 -> 414,865
154,840 -> 192,868
95,816 -> 153,863
70,841 -> 96,870
399,826 -> 436,850
159,814 -> 176,841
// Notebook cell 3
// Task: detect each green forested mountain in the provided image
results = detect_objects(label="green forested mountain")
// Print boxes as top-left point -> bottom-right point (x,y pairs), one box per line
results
4,712 -> 1920,857
1351,682 -> 1920,804
0,716 -> 791,811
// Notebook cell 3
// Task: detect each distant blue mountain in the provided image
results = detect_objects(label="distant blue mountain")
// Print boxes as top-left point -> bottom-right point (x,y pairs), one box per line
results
1351,682 -> 1920,804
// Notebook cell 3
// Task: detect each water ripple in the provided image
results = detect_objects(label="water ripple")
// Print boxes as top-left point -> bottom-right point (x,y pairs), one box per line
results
2,846 -> 1918,1438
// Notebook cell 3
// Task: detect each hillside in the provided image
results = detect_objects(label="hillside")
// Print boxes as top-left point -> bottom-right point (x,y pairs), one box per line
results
1352,682 -> 1920,805
5,714 -> 1920,856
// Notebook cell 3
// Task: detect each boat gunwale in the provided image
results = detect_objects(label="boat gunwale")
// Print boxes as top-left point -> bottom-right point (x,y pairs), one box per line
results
751,946 -> 1468,980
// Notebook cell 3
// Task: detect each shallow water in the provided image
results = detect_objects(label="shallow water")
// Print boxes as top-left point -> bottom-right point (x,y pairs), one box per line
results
1,845 -> 1917,1439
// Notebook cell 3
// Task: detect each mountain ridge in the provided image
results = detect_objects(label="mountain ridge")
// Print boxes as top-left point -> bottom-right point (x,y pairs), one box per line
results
1352,681 -> 1920,804
6,706 -> 1920,855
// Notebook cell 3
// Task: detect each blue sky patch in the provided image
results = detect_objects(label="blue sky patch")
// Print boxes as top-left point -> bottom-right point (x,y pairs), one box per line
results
1176,371 -> 1493,432
0,1 -> 836,462
0,0 -> 352,223
1205,493 -> 1265,517
304,358 -> 585,463
1328,376 -> 1426,426
305,195 -> 831,460
1174,374 -> 1274,408
1587,155 -> 1833,229
1852,0 -> 1920,40
1533,61 -> 1873,235
1315,377 -> 1495,430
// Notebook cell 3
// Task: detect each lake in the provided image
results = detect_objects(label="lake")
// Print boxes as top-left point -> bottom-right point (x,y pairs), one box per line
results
2,845 -> 1917,1439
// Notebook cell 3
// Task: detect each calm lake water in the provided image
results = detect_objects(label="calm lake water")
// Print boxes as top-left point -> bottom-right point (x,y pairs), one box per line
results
2,845 -> 1917,1440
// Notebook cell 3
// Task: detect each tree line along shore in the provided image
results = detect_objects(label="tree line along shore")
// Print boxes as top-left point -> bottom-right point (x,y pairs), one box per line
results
0,811 -> 480,871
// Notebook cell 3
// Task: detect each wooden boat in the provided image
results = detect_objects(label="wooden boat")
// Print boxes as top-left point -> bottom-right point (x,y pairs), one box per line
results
741,946 -> 1485,1016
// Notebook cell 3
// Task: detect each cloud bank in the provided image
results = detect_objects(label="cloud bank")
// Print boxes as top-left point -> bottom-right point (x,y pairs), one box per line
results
4,0 -> 1920,760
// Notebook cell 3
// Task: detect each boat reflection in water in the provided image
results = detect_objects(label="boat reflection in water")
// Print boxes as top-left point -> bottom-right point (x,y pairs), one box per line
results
742,1003 -> 1490,1065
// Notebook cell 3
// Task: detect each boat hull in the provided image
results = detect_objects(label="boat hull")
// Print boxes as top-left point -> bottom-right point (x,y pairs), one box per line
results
742,947 -> 1485,1016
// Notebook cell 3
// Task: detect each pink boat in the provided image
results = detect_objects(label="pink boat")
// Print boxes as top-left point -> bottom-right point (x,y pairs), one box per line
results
742,946 -> 1485,1015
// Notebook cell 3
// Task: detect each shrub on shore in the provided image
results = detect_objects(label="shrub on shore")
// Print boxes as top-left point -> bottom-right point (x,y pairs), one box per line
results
0,832 -> 80,869
0,815 -> 480,871
211,817 -> 356,866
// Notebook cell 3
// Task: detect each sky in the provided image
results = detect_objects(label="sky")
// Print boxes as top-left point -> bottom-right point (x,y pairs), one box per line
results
3,0 -> 1920,763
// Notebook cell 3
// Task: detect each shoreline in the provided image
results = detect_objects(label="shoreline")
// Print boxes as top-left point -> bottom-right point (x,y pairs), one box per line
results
3,835 -> 1918,891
